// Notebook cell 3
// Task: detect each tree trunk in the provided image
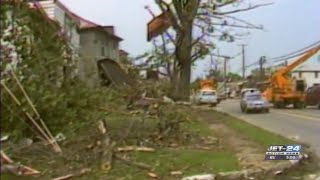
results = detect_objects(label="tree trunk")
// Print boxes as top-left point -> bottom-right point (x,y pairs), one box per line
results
169,61 -> 178,98
173,23 -> 193,101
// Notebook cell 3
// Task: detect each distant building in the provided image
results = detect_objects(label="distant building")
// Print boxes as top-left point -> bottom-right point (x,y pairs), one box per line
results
119,49 -> 129,59
30,0 -> 124,87
292,64 -> 320,88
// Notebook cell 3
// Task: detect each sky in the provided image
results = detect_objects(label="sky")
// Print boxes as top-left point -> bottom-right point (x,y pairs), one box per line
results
59,0 -> 320,80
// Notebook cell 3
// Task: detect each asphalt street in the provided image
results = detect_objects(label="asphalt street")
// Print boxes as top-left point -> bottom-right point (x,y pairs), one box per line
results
216,99 -> 320,156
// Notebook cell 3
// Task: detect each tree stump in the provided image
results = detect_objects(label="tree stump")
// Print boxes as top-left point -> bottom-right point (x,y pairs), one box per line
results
97,120 -> 115,172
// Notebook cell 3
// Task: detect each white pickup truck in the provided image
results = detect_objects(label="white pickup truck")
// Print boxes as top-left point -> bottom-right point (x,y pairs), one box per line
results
193,89 -> 218,107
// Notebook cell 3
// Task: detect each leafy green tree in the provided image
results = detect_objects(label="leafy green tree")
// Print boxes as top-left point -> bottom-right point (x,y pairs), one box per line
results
0,2 -> 74,136
152,0 -> 271,100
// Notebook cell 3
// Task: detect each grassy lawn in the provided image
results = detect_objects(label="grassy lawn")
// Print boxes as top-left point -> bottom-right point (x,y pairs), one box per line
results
212,111 -> 298,148
1,148 -> 239,180
104,149 -> 239,179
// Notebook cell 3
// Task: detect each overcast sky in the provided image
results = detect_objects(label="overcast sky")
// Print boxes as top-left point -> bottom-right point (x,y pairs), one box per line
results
60,0 -> 320,80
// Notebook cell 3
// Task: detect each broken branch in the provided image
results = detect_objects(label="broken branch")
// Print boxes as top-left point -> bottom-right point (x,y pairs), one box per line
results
116,146 -> 155,152
0,81 -> 60,152
52,168 -> 91,180
97,120 -> 116,172
115,155 -> 152,170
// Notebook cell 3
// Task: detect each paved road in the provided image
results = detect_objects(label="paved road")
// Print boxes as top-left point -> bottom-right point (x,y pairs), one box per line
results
216,99 -> 320,156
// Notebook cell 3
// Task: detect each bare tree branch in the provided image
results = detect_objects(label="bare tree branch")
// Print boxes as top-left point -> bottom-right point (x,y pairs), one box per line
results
210,22 -> 262,29
213,3 -> 274,15
191,33 -> 206,47
198,0 -> 238,12
216,0 -> 238,8
220,14 -> 263,29
191,50 -> 203,62
196,13 -> 263,31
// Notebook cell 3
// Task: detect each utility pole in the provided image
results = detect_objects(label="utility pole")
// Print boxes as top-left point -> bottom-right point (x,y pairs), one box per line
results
223,56 -> 230,97
209,54 -> 215,78
224,57 -> 228,81
241,44 -> 246,79
259,56 -> 266,81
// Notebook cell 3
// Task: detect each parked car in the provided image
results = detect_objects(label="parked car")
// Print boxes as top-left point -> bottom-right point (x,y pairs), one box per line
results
194,89 -> 218,107
217,92 -> 226,103
240,90 -> 270,113
304,84 -> 320,109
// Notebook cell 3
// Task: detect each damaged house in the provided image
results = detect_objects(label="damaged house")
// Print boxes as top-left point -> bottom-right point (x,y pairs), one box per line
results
30,0 -> 130,87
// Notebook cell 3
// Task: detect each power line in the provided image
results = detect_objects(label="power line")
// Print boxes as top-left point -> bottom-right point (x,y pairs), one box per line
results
266,41 -> 320,62
243,41 -> 320,70
270,45 -> 320,63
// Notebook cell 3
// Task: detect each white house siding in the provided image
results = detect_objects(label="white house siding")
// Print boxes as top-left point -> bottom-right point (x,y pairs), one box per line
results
54,4 -> 80,53
292,63 -> 320,88
292,71 -> 320,88
37,0 -> 55,19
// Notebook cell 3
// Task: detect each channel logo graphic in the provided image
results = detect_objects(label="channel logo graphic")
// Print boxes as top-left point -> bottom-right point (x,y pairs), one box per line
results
265,145 -> 301,160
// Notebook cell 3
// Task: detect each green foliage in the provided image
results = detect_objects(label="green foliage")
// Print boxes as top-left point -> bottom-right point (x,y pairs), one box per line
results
0,2 -> 111,138
227,72 -> 242,81
127,149 -> 239,177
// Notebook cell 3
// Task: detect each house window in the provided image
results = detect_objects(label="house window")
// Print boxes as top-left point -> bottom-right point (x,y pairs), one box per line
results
101,46 -> 105,56
315,72 -> 319,78
298,72 -> 302,78
112,41 -> 118,49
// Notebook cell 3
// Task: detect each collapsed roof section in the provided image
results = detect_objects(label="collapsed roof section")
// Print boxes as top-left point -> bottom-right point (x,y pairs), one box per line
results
98,58 -> 134,87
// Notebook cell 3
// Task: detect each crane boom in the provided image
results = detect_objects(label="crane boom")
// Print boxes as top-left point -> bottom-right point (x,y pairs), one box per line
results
277,45 -> 320,75
262,44 -> 320,109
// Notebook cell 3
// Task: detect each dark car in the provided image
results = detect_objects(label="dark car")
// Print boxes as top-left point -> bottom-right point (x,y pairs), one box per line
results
305,84 -> 320,109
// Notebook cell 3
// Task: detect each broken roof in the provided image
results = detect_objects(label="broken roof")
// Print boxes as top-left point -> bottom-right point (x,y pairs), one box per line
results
55,0 -> 122,41
29,0 -> 122,41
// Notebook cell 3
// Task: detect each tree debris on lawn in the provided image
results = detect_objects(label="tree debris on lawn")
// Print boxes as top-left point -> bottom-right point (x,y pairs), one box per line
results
115,155 -> 152,170
54,133 -> 66,142
97,120 -> 115,172
181,174 -> 216,180
196,146 -> 212,151
0,135 -> 10,142
116,146 -> 155,152
1,151 -> 13,164
51,168 -> 91,180
0,150 -> 40,176
170,171 -> 183,176
147,172 -> 158,178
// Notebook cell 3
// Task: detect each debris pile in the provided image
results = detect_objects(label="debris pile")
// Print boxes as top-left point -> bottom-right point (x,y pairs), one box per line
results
0,151 -> 40,176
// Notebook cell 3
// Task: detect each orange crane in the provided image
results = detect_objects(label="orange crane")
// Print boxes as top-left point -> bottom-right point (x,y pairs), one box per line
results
263,45 -> 320,108
199,79 -> 216,90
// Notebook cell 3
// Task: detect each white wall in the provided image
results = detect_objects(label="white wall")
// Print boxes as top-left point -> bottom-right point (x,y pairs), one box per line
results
292,71 -> 320,88
54,5 -> 80,52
